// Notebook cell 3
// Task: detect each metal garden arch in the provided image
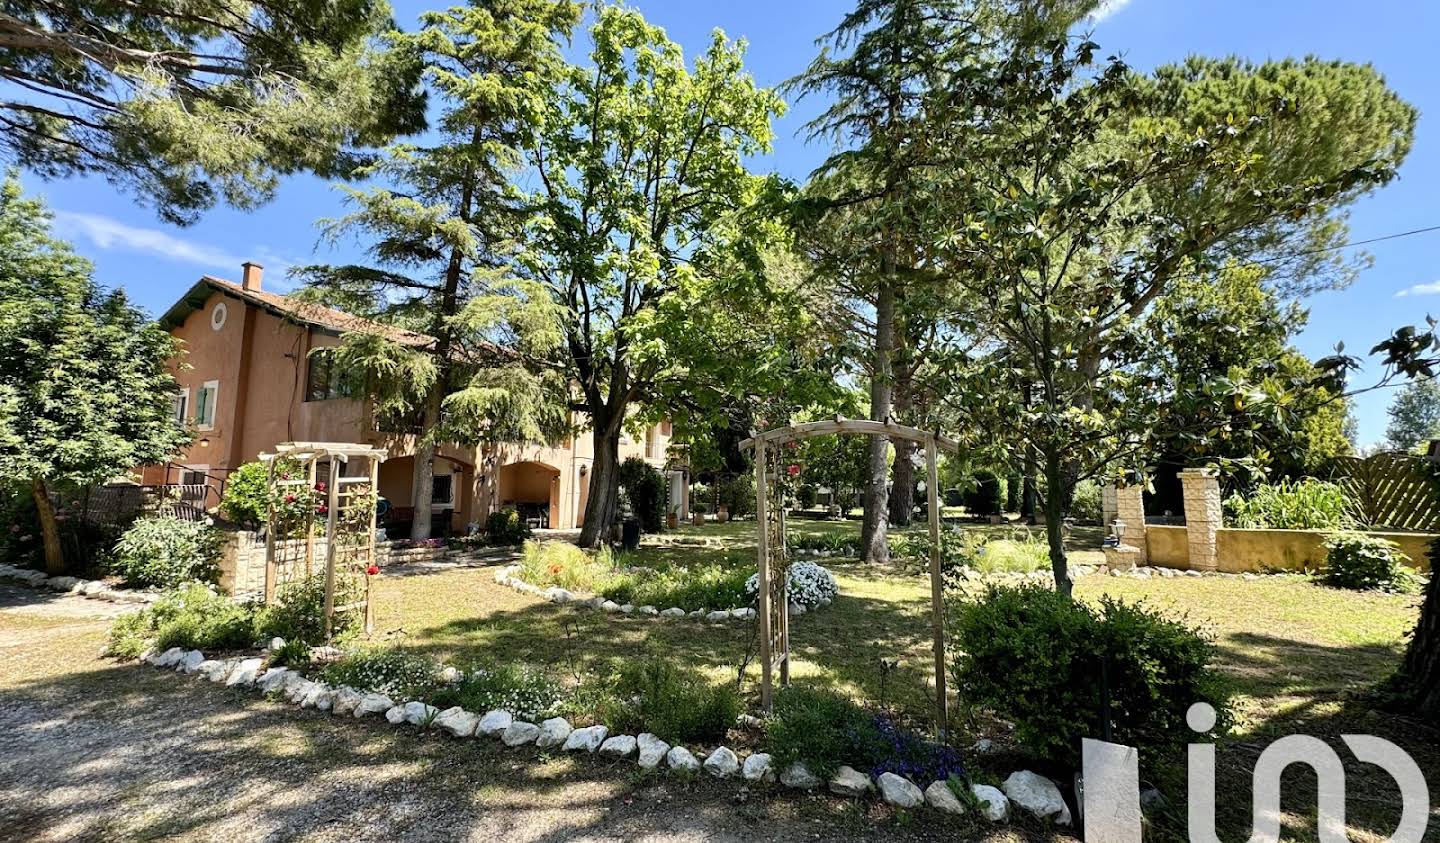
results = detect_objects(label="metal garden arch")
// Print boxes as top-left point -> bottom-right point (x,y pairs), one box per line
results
740,417 -> 960,735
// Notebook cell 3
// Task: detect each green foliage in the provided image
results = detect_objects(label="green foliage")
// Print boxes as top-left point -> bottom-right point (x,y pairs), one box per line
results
764,686 -> 884,778
1224,479 -> 1356,530
1385,379 -> 1440,452
110,516 -> 222,588
603,658 -> 741,744
0,1 -> 426,224
619,456 -> 666,532
430,663 -> 565,722
219,460 -> 295,529
717,474 -> 756,519
515,540 -> 618,593
948,585 -> 1228,764
797,484 -> 819,509
254,574 -> 362,646
106,584 -> 255,659
962,470 -> 1005,517
269,638 -> 314,669
484,508 -> 532,546
322,648 -> 445,701
1004,473 -> 1022,513
1321,532 -> 1417,593
1070,480 -> 1102,522
0,176 -> 190,570
601,561 -> 750,613
975,537 -> 1050,574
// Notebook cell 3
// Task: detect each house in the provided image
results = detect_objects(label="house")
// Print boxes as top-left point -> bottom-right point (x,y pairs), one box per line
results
141,262 -> 686,534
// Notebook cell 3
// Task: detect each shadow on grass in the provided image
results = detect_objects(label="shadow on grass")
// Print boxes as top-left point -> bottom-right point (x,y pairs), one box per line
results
1141,631 -> 1440,843
0,658 -> 1040,842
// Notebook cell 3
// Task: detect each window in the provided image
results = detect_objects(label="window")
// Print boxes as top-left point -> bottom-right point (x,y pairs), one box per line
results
432,475 -> 454,508
306,353 -> 358,402
194,380 -> 218,430
171,388 -> 189,426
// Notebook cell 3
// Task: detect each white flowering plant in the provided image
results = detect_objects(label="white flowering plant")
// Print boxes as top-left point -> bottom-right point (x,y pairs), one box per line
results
431,664 -> 565,721
745,561 -> 838,610
321,648 -> 445,700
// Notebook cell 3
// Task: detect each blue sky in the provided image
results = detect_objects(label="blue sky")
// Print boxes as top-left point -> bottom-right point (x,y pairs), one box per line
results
24,0 -> 1440,447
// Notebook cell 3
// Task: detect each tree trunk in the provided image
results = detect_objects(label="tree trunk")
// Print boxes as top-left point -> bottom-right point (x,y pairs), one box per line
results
408,390 -> 443,541
860,277 -> 896,563
31,476 -> 64,574
1393,538 -> 1440,717
889,360 -> 915,526
578,415 -> 623,548
1042,450 -> 1072,597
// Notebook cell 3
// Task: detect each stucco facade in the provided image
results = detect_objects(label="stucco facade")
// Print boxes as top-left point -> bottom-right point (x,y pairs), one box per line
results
144,264 -> 675,534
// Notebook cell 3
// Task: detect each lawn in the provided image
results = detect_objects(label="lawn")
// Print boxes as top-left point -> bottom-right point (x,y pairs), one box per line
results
368,518 -> 1434,841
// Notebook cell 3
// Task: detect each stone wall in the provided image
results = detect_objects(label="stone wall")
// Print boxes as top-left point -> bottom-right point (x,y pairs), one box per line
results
1143,526 -> 1434,573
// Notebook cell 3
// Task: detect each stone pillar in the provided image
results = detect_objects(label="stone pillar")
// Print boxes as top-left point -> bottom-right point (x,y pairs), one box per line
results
1179,468 -> 1221,572
1101,484 -> 1118,530
1114,484 -> 1147,565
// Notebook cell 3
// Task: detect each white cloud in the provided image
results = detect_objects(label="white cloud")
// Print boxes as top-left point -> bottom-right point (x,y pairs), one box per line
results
1089,0 -> 1135,22
1395,280 -> 1440,297
51,210 -> 293,274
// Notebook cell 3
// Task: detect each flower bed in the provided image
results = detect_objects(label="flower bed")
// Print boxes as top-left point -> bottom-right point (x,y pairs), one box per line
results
129,643 -> 1069,825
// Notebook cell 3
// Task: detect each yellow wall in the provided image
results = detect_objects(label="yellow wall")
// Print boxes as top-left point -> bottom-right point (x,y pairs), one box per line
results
1143,525 -> 1434,573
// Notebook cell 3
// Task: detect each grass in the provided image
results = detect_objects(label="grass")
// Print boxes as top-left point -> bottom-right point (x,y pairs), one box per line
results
366,517 -> 1434,841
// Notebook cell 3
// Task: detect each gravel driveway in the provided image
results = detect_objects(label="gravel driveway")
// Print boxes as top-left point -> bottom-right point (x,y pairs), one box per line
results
0,583 -> 1047,842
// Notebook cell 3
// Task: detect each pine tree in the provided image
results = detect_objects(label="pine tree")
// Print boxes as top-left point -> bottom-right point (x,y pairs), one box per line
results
293,0 -> 579,540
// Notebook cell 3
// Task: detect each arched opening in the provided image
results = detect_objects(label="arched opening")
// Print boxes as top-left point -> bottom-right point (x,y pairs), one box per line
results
497,460 -> 561,529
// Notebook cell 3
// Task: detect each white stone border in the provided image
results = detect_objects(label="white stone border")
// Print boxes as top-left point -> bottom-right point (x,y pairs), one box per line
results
0,563 -> 156,604
133,644 -> 1061,823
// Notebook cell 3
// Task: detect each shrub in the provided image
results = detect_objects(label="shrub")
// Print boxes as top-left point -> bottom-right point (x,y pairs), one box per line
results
218,460 -> 280,529
1005,473 -> 1022,513
745,561 -> 838,609
322,648 -> 445,700
619,457 -> 666,532
111,516 -> 222,588
1321,531 -> 1417,592
269,638 -> 313,668
948,584 -> 1227,764
602,562 -> 750,612
254,574 -> 362,645
963,470 -> 1005,516
515,540 -> 617,592
1224,478 -> 1355,530
765,687 -> 885,778
430,663 -> 565,721
106,584 -> 255,659
1070,479 -> 1102,522
604,658 -> 741,744
717,474 -> 755,518
484,508 -> 531,546
943,488 -> 963,507
797,484 -> 818,509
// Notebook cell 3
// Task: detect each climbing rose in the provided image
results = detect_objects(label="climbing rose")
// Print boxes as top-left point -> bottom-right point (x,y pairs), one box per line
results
366,565 -> 380,576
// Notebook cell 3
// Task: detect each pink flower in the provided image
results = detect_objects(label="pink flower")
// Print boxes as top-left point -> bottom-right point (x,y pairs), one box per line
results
315,482 -> 327,492
316,505 -> 328,515
366,565 -> 380,576
284,494 -> 296,504
786,464 -> 802,477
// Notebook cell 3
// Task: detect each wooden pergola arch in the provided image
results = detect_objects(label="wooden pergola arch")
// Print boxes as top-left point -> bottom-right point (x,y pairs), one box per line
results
740,418 -> 959,735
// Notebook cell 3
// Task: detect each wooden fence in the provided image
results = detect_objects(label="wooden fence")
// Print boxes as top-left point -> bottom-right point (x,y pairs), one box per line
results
1331,452 -> 1440,532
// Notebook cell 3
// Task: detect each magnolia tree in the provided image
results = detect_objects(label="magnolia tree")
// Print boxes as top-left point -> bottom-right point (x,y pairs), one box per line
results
0,176 -> 188,572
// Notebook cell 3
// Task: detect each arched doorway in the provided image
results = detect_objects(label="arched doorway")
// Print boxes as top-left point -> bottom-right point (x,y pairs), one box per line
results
497,461 -> 561,529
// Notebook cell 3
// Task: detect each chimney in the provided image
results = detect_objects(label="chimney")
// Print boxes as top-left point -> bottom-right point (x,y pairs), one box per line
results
241,261 -> 263,292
